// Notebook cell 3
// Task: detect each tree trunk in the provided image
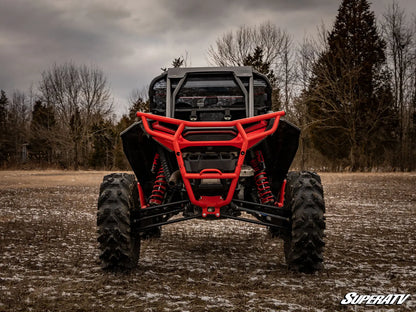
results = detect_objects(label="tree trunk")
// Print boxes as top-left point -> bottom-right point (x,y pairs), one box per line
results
350,143 -> 360,172
74,140 -> 79,170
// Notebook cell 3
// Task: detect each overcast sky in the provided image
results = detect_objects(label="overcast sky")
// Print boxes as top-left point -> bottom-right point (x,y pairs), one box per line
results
1,0 -> 415,115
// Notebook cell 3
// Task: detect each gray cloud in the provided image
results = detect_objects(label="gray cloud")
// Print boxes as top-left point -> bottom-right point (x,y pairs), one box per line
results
0,0 -> 415,115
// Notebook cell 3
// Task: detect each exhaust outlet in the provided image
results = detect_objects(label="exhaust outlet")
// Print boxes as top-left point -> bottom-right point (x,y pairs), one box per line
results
168,170 -> 182,186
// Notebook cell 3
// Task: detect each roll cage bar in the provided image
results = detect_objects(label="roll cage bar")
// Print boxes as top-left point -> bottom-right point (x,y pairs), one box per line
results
149,66 -> 272,118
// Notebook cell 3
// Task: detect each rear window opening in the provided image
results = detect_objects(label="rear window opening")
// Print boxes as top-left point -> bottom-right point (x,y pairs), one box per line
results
174,74 -> 246,121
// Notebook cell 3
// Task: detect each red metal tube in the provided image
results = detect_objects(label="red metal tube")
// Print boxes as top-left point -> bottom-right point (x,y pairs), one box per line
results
136,111 -> 285,216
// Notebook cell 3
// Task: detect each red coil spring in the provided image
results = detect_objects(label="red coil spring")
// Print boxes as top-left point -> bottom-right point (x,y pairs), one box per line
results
250,151 -> 276,205
149,166 -> 167,205
151,153 -> 160,174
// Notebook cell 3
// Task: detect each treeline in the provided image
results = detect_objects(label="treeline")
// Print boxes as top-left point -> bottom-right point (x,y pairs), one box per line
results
207,0 -> 416,171
0,63 -> 147,170
1,0 -> 415,171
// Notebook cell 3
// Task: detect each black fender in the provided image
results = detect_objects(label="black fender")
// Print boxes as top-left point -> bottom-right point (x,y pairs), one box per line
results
120,122 -> 156,193
259,119 -> 300,194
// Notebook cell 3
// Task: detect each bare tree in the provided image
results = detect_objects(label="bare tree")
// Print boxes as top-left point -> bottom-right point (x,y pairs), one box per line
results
278,34 -> 295,113
289,37 -> 320,169
208,25 -> 252,66
39,63 -> 113,169
207,21 -> 289,68
208,22 -> 291,111
381,1 -> 416,170
4,91 -> 31,163
297,37 -> 320,92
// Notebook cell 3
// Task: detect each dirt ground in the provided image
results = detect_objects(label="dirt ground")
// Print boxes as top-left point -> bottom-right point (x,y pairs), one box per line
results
0,171 -> 415,311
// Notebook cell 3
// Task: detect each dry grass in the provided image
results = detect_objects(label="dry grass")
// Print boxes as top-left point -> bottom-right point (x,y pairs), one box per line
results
0,171 -> 415,311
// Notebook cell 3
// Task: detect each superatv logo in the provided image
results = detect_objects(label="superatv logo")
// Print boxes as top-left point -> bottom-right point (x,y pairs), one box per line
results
341,292 -> 410,305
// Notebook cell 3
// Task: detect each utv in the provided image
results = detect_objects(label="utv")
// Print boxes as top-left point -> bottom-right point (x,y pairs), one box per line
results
97,67 -> 325,273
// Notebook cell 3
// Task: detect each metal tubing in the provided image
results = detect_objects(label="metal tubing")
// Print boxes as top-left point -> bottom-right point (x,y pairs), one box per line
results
235,206 -> 289,222
221,214 -> 289,230
139,216 -> 199,231
139,200 -> 189,212
136,111 -> 285,214
139,208 -> 185,221
232,199 -> 290,215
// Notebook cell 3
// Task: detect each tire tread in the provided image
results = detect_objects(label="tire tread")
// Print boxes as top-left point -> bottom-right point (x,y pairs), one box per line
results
284,171 -> 325,273
97,173 -> 140,270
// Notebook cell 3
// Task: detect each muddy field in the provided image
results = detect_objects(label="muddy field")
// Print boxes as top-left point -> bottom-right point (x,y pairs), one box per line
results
0,171 -> 415,311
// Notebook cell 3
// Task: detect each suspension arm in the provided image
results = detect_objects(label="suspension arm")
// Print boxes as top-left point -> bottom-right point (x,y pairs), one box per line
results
232,199 -> 291,217
137,215 -> 200,231
221,214 -> 290,230
234,206 -> 289,223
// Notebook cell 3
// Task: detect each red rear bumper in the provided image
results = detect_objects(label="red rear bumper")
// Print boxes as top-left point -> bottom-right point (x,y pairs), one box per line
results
136,111 -> 285,217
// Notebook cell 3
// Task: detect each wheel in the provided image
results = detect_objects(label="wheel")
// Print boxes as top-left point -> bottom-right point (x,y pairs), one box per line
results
283,171 -> 325,273
97,173 -> 140,270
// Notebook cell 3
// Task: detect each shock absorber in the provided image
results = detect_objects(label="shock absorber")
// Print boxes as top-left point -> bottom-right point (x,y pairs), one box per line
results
250,150 -> 276,205
151,153 -> 160,174
148,153 -> 168,206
